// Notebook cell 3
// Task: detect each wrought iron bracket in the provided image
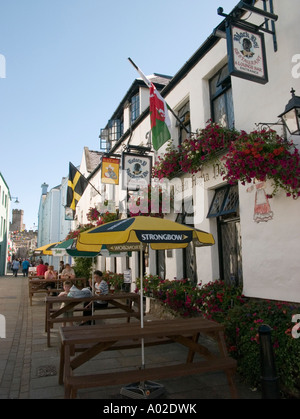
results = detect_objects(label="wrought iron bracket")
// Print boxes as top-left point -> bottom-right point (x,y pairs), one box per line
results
217,0 -> 278,52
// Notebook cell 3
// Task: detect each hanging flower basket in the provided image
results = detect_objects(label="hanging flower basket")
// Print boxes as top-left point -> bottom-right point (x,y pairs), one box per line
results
87,207 -> 118,225
222,129 -> 300,198
152,141 -> 182,180
128,184 -> 167,217
66,208 -> 119,241
152,122 -> 238,178
65,223 -> 94,240
180,122 -> 238,173
152,122 -> 300,199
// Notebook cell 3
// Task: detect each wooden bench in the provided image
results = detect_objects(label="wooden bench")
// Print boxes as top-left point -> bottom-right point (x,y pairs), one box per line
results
28,277 -> 62,306
59,317 -> 238,399
45,292 -> 141,347
65,357 -> 237,399
59,334 -> 179,384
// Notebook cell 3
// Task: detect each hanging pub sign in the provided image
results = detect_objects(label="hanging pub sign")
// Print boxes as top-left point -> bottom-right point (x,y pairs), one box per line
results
226,22 -> 268,85
101,157 -> 120,185
122,152 -> 152,190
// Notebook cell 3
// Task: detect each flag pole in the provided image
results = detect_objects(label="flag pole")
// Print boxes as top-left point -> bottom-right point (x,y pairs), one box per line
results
127,57 -> 189,135
71,163 -> 102,196
128,57 -> 151,88
87,179 -> 102,196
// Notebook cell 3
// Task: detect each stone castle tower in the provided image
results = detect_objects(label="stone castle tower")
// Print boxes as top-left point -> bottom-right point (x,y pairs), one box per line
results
10,209 -> 25,232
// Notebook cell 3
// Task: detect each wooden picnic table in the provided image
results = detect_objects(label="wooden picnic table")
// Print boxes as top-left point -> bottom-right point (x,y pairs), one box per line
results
59,317 -> 238,399
45,292 -> 141,347
28,277 -> 88,306
28,277 -> 63,306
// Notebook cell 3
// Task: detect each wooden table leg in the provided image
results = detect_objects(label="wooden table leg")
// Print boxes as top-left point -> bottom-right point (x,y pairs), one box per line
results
216,330 -> 238,399
59,342 -> 65,385
226,369 -> 238,399
46,301 -> 53,347
186,333 -> 200,363
127,300 -> 133,323
29,282 -> 33,306
64,344 -> 72,399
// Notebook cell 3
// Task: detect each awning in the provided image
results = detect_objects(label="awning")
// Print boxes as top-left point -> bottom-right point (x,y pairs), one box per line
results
33,242 -> 61,256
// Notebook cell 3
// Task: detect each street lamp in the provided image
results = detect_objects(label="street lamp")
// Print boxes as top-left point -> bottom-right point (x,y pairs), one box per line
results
278,88 -> 300,136
11,196 -> 19,204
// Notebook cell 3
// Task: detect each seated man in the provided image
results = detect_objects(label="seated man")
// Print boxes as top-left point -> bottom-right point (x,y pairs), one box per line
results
60,263 -> 75,280
36,260 -> 47,276
81,270 -> 108,325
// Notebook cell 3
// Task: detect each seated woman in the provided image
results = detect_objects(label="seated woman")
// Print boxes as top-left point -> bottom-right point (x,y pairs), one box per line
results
44,265 -> 57,280
44,265 -> 58,295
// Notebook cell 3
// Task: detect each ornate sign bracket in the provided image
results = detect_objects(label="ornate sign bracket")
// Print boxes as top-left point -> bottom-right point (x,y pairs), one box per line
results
217,0 -> 278,53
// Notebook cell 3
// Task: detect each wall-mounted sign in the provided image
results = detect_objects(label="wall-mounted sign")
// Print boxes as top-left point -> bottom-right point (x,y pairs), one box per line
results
101,157 -> 120,185
226,23 -> 268,85
123,269 -> 132,283
65,206 -> 74,220
122,152 -> 152,190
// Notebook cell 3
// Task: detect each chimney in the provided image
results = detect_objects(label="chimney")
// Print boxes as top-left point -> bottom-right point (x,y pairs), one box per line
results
41,182 -> 48,195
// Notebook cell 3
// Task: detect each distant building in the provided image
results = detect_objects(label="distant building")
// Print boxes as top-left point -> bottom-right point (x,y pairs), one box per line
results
10,229 -> 38,260
9,208 -> 38,260
0,172 -> 10,275
37,179 -> 73,269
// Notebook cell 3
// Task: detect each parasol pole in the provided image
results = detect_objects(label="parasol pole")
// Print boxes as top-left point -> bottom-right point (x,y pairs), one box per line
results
87,256 -> 96,319
92,258 -> 95,315
140,241 -> 145,367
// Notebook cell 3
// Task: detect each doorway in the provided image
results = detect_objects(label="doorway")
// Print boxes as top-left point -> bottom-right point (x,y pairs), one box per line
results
218,217 -> 243,286
207,184 -> 243,286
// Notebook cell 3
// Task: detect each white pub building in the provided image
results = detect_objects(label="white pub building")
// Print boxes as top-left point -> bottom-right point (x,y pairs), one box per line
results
74,0 -> 300,304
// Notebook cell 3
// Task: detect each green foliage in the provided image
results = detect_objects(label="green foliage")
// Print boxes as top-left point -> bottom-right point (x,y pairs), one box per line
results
135,274 -> 163,296
136,276 -> 300,397
155,278 -> 197,317
102,271 -> 124,289
73,257 -> 94,280
224,299 -> 300,397
136,275 -> 197,317
194,280 -> 245,323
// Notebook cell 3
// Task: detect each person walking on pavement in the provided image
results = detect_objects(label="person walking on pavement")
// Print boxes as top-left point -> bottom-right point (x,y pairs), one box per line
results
12,259 -> 20,277
22,259 -> 30,277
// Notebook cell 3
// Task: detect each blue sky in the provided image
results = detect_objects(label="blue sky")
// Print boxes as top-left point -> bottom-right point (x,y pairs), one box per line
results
0,0 -> 238,230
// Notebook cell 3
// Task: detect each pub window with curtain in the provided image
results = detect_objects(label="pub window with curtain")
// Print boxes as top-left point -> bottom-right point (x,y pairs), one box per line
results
210,65 -> 234,129
177,101 -> 190,146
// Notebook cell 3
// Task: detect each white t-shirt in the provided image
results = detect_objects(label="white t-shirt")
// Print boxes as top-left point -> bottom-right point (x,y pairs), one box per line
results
95,280 -> 109,304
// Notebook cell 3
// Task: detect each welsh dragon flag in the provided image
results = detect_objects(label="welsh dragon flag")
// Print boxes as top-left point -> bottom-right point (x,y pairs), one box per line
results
150,83 -> 171,151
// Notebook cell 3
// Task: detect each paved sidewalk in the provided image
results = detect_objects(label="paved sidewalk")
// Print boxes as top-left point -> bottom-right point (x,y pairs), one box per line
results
0,275 -> 261,400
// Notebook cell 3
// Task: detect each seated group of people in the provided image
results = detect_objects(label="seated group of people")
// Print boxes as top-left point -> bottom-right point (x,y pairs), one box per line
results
33,261 -> 110,326
32,261 -> 76,297
35,260 -> 76,280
